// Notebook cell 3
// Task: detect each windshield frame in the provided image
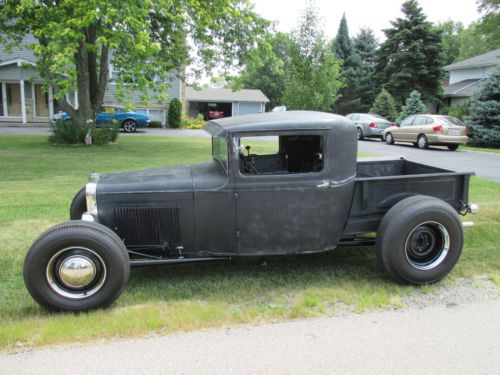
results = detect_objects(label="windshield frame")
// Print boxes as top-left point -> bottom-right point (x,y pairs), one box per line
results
211,136 -> 229,174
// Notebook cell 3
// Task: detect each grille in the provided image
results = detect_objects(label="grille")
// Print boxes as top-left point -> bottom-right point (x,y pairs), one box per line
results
114,205 -> 181,246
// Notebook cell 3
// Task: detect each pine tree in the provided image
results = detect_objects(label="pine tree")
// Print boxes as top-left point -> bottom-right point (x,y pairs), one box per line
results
333,14 -> 354,65
466,67 -> 500,147
398,90 -> 427,123
168,98 -> 182,128
353,28 -> 378,111
370,89 -> 397,122
353,28 -> 378,67
374,0 -> 444,106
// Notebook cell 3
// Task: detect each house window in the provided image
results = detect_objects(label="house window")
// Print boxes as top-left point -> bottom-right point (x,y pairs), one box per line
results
6,83 -> 21,116
238,134 -> 323,175
34,84 -> 50,117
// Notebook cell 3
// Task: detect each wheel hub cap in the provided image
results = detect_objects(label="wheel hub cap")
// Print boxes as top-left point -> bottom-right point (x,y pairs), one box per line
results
58,256 -> 96,289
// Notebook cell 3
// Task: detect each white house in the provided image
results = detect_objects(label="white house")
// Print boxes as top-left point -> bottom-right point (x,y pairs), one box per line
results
443,49 -> 500,106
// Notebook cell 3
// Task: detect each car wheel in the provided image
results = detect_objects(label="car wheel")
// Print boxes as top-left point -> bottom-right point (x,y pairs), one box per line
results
123,120 -> 137,133
24,221 -> 130,312
357,128 -> 364,140
447,144 -> 459,151
70,187 -> 86,220
376,195 -> 463,284
417,135 -> 429,149
385,132 -> 394,145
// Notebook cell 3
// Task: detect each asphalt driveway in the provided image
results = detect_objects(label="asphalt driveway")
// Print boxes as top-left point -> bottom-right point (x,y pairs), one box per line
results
1,126 -> 498,182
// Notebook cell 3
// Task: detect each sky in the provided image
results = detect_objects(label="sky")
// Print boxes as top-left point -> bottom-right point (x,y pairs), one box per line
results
250,0 -> 482,41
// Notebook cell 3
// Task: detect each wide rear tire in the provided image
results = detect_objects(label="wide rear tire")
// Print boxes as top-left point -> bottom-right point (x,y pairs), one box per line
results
376,195 -> 463,284
24,221 -> 130,312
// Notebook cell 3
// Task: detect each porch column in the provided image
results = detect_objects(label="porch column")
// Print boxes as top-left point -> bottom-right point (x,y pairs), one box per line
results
20,79 -> 27,124
74,91 -> 79,110
1,83 -> 7,116
48,86 -> 54,118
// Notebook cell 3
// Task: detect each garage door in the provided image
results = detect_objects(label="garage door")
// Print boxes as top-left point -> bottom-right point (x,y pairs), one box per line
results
238,102 -> 262,116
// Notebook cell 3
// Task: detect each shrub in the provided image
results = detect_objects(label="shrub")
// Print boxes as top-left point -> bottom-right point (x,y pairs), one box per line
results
397,90 -> 426,123
148,120 -> 163,128
49,119 -> 119,145
465,67 -> 500,148
370,89 -> 397,122
181,114 -> 206,129
168,98 -> 182,128
440,102 -> 470,121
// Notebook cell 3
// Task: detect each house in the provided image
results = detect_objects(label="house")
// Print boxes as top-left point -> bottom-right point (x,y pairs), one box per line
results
186,87 -> 269,120
0,35 -> 181,125
443,48 -> 500,106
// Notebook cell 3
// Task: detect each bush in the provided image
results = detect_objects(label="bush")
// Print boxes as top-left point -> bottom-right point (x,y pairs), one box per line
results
397,90 -> 426,123
181,114 -> 206,129
148,120 -> 163,128
370,89 -> 397,122
49,119 -> 119,145
168,98 -> 182,128
440,102 -> 470,120
465,67 -> 500,148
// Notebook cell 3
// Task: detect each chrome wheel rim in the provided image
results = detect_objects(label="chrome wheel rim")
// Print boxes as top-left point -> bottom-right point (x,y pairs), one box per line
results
46,247 -> 107,299
405,221 -> 450,271
124,121 -> 136,132
418,136 -> 426,148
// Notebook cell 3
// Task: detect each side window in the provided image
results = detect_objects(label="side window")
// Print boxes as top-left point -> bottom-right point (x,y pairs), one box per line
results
237,134 -> 323,175
350,114 -> 359,121
400,116 -> 414,126
413,116 -> 426,126
425,117 -> 434,125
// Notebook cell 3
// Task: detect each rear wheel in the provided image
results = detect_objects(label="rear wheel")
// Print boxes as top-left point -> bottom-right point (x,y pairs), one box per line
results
376,195 -> 463,284
417,135 -> 429,149
447,144 -> 459,151
70,187 -> 86,220
24,221 -> 130,311
385,132 -> 394,145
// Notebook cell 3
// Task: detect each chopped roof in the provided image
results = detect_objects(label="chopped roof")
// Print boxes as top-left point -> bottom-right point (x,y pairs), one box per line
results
204,110 -> 353,137
444,49 -> 500,71
443,79 -> 484,97
186,87 -> 269,103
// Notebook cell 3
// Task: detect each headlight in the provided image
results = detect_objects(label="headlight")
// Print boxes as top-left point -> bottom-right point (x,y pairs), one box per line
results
86,172 -> 100,216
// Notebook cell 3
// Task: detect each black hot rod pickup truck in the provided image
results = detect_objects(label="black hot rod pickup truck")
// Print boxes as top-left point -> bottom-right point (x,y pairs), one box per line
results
24,111 -> 478,311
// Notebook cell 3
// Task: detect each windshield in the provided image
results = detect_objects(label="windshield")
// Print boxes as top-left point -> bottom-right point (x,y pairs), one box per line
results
212,136 -> 228,173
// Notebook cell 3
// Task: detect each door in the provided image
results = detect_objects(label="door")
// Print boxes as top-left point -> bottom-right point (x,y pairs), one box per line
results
238,102 -> 262,116
395,115 -> 415,141
233,132 -> 339,255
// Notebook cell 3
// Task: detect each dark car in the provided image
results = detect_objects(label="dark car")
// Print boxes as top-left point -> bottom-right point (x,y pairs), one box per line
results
24,111 -> 478,312
345,113 -> 394,140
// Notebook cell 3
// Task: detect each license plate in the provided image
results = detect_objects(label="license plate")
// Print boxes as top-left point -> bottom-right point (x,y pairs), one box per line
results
449,129 -> 461,136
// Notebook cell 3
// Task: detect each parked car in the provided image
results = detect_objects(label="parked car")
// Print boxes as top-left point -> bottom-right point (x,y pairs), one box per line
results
208,110 -> 225,120
24,111 -> 478,312
53,106 -> 150,133
383,114 -> 468,151
345,113 -> 394,140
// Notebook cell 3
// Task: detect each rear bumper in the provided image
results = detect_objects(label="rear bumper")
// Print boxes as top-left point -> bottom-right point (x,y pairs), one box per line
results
427,134 -> 468,145
366,128 -> 384,137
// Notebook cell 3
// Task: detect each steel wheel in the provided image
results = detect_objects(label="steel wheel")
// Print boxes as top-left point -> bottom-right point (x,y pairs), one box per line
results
123,120 -> 137,133
46,247 -> 107,299
405,221 -> 449,271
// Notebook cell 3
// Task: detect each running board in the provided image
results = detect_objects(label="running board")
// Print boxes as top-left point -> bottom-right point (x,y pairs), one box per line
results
130,257 -> 230,267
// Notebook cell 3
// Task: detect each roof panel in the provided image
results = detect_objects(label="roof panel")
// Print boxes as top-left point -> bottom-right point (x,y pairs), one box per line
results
444,49 -> 500,70
186,87 -> 269,102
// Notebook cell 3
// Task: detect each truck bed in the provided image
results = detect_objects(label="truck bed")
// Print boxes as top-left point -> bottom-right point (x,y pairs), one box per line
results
343,157 -> 473,236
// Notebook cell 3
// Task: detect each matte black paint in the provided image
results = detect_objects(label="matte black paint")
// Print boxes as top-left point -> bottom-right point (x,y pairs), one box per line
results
92,111 -> 472,259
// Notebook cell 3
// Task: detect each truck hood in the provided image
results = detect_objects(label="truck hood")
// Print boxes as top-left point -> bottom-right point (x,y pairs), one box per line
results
97,165 -> 194,195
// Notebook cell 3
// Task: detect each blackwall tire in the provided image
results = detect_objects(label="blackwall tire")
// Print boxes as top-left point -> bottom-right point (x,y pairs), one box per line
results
376,195 -> 463,285
447,144 -> 459,151
357,128 -> 364,140
24,221 -> 130,312
385,132 -> 394,145
417,135 -> 429,149
69,187 -> 86,220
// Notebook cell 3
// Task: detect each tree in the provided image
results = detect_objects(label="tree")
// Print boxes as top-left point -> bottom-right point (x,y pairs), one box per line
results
353,28 -> 378,67
398,90 -> 427,123
435,21 -> 464,66
231,32 -> 291,110
466,67 -> 500,147
0,1 -> 268,131
168,98 -> 182,128
476,0 -> 500,50
370,89 -> 397,122
282,1 -> 342,111
352,28 -> 378,112
374,0 -> 444,106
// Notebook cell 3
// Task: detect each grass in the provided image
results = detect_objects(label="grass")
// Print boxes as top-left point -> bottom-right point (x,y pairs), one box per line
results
461,145 -> 500,154
0,134 -> 498,351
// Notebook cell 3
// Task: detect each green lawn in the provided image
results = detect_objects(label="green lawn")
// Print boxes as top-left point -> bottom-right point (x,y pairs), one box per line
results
0,135 -> 498,350
461,145 -> 500,154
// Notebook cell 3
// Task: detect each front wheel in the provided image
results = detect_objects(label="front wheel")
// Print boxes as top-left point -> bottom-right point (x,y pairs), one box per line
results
122,119 -> 137,133
24,221 -> 130,311
70,187 -> 86,220
385,132 -> 394,145
376,195 -> 463,284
